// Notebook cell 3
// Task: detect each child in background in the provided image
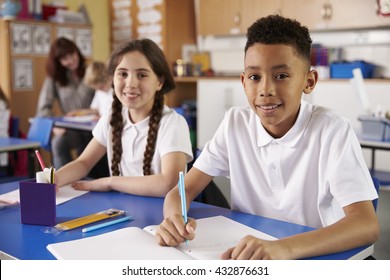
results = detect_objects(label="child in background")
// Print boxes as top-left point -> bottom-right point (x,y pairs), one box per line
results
54,38 -> 193,197
68,61 -> 114,119
85,61 -> 114,117
156,15 -> 379,259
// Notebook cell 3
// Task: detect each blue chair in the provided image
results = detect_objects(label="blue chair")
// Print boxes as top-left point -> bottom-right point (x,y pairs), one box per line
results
27,117 -> 54,151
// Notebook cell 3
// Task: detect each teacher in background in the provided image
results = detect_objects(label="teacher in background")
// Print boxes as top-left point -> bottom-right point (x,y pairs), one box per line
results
36,37 -> 95,169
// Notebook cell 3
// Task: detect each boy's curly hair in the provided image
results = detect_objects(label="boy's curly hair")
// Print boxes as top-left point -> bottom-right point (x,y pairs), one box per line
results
245,14 -> 312,67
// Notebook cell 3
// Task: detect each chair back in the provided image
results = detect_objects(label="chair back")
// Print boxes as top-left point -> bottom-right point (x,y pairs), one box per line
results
372,177 -> 380,211
27,118 -> 54,151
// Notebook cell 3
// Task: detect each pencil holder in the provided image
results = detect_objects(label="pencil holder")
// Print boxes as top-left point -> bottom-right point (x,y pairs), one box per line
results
19,179 -> 56,226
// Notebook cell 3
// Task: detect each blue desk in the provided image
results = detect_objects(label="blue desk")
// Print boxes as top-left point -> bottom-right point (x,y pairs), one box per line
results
0,137 -> 41,177
51,116 -> 96,131
360,139 -> 390,185
0,181 -> 372,260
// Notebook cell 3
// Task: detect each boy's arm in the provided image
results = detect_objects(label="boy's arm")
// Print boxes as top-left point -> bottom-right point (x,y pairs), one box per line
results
156,167 -> 214,246
221,200 -> 380,260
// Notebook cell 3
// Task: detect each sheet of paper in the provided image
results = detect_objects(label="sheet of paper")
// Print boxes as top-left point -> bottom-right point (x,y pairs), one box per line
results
47,227 -> 193,260
62,115 -> 96,123
146,215 -> 277,260
0,185 -> 88,205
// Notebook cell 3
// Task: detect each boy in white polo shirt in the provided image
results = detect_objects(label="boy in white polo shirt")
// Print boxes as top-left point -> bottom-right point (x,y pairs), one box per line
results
155,15 -> 379,259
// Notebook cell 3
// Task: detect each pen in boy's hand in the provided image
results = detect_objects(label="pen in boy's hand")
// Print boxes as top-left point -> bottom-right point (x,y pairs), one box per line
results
178,171 -> 188,248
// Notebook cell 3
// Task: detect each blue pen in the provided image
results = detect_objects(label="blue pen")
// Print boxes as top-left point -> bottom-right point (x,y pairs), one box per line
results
178,171 -> 188,247
82,215 -> 134,233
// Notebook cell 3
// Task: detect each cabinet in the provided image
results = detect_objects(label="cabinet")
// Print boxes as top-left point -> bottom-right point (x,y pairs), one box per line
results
109,0 -> 197,107
196,0 -> 280,36
196,0 -> 390,36
281,0 -> 390,31
0,19 -> 92,134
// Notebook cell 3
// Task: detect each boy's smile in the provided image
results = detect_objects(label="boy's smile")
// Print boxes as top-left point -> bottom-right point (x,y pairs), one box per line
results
241,43 -> 317,138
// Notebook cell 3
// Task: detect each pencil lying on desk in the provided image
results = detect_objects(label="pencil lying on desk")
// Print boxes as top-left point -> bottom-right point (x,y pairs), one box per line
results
82,216 -> 134,233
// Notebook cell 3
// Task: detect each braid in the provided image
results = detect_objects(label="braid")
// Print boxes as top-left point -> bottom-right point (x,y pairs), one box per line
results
110,95 -> 123,176
143,92 -> 164,175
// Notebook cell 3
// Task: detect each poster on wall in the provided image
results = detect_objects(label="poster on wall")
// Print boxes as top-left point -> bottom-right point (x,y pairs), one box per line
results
11,23 -> 32,54
56,27 -> 75,41
13,58 -> 34,91
32,25 -> 52,55
75,29 -> 92,57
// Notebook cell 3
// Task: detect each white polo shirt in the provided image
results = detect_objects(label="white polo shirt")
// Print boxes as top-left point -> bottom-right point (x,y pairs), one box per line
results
93,105 -> 193,176
194,100 -> 377,228
90,88 -> 114,116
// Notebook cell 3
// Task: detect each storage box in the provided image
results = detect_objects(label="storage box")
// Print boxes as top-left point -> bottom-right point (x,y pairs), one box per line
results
19,180 -> 56,226
330,61 -> 375,79
358,115 -> 390,142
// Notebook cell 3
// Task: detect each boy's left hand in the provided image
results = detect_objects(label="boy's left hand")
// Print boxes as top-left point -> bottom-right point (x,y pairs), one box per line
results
220,235 -> 289,260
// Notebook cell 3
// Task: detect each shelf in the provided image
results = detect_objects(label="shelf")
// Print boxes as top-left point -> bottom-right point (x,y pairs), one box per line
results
174,75 -> 241,83
174,76 -> 390,83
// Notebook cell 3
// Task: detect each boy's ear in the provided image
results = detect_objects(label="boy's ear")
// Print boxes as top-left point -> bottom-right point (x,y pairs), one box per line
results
303,69 -> 318,94
240,72 -> 246,89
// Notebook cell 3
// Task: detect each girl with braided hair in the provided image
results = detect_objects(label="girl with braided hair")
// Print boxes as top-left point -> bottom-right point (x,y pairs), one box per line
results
55,39 -> 193,197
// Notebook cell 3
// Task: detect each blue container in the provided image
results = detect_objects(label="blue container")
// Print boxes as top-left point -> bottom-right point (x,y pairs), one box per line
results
330,61 -> 375,79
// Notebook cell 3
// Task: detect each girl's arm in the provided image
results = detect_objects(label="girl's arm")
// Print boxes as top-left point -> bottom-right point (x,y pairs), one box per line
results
55,138 -> 106,187
72,151 -> 189,197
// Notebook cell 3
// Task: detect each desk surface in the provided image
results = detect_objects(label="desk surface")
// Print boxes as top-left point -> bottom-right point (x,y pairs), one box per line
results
51,117 -> 96,131
0,137 -> 40,153
0,181 -> 372,260
360,139 -> 390,149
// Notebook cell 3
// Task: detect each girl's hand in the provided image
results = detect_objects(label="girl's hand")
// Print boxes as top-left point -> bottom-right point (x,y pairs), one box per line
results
71,178 -> 111,192
155,214 -> 196,246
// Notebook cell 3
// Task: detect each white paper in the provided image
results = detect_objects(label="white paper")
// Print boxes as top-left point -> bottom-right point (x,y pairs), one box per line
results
62,115 -> 96,123
47,216 -> 277,260
146,216 -> 277,260
47,227 -> 193,260
0,185 -> 88,205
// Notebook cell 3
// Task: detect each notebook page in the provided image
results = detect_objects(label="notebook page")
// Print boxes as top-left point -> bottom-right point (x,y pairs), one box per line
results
47,227 -> 194,260
145,215 -> 277,260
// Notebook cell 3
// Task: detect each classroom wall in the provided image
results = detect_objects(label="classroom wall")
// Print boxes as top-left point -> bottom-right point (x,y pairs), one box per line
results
42,0 -> 111,61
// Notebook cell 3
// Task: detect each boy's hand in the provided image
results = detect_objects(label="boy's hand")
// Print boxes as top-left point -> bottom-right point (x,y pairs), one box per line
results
220,235 -> 289,260
155,214 -> 196,246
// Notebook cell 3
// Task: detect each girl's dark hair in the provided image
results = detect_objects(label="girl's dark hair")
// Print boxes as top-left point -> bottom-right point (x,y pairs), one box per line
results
245,14 -> 312,68
46,37 -> 87,86
0,87 -> 10,109
107,38 -> 175,176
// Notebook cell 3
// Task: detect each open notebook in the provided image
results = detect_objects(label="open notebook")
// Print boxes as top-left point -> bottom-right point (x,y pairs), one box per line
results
47,215 -> 277,260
